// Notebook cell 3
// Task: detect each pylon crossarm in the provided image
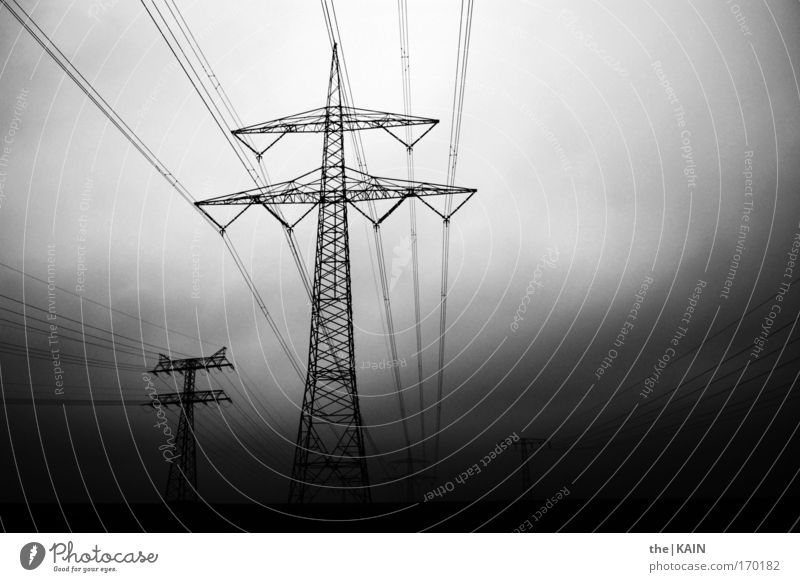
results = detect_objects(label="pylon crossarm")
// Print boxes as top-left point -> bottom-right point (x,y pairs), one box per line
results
220,202 -> 257,232
196,167 -> 475,228
340,107 -> 436,131
148,347 -> 234,375
233,105 -> 437,135
233,106 -> 329,134
343,169 -> 476,202
206,189 -> 321,206
151,353 -> 173,375
256,201 -> 319,231
234,131 -> 287,161
344,170 -> 476,223
195,167 -> 324,206
416,188 -> 477,222
142,348 -> 232,504
346,199 -> 378,225
206,347 -> 232,368
368,197 -> 407,226
381,121 -> 436,149
154,390 -> 231,406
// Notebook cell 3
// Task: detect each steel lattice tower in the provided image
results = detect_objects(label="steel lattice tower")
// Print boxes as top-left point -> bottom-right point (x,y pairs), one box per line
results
291,46 -> 365,504
148,347 -> 233,502
197,45 -> 476,503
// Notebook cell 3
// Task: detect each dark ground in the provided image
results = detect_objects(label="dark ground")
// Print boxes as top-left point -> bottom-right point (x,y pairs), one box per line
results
2,496 -> 797,532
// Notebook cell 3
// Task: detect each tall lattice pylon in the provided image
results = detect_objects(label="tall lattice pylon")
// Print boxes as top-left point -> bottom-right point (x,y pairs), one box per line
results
197,45 -> 476,504
148,347 -> 233,503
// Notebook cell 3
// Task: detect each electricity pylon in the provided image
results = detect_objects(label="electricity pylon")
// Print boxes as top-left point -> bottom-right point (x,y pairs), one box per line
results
197,45 -> 476,504
148,347 -> 233,502
513,437 -> 551,498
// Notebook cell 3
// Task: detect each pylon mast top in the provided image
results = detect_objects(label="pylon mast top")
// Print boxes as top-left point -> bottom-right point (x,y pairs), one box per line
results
150,347 -> 233,376
197,45 -> 476,232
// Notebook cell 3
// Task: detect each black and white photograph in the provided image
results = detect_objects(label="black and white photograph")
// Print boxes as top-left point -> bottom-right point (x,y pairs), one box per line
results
1,0 -> 799,578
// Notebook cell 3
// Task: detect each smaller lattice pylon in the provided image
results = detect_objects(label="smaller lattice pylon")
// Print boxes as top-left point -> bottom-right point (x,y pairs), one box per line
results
512,437 -> 551,498
146,347 -> 233,503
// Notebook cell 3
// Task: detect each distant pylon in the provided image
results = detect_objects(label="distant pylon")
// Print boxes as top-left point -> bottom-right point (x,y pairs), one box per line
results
513,438 -> 551,498
197,45 -> 476,503
147,347 -> 233,503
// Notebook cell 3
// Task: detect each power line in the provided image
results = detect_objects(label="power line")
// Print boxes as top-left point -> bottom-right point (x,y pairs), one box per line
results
0,0 -> 306,392
196,44 -> 476,503
319,0 -> 414,465
562,277 -> 800,442
581,345 -> 800,449
583,327 -> 798,441
1,253 -> 297,471
0,293 -> 170,357
434,0 -> 475,463
0,260 -> 225,350
141,0 -> 315,297
396,0 -> 427,460
0,313 -> 154,361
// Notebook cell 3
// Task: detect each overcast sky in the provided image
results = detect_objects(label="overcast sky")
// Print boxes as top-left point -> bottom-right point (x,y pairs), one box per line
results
1,0 -> 800,516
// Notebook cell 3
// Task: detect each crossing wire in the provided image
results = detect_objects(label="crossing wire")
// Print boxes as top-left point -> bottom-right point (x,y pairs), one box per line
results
0,298 -> 288,451
560,275 -> 800,443
0,340 -> 144,372
396,0 -> 427,456
140,0 -> 315,300
146,5 -> 402,476
153,1 -> 409,479
2,333 -> 294,487
149,0 -> 395,467
3,0 -> 396,485
434,0 -> 475,462
0,259 -> 224,352
580,334 -> 800,448
2,325 -> 293,481
0,293 -> 173,357
145,375 -> 289,504
147,4 -> 397,480
0,305 -> 381,492
3,235 -> 299,472
0,315 -> 155,363
0,262 -> 294,439
8,1 -> 394,489
0,0 -> 308,386
0,266 -> 293,502
320,0 -> 413,458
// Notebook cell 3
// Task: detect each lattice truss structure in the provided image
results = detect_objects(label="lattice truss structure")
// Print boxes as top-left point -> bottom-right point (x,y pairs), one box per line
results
149,347 -> 233,503
197,46 -> 476,503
